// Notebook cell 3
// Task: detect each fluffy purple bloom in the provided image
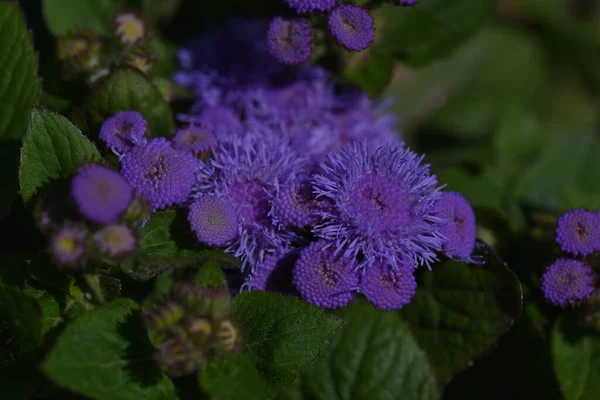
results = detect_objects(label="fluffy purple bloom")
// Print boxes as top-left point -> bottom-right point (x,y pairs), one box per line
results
541,258 -> 596,307
285,0 -> 338,14
198,106 -> 244,136
172,123 -> 218,156
270,177 -> 324,229
99,111 -> 148,153
188,195 -> 239,247
93,224 -> 138,258
556,209 -> 600,256
313,142 -> 444,269
121,138 -> 199,211
72,164 -> 133,224
195,134 -> 303,269
293,240 -> 359,309
390,0 -> 419,5
267,18 -> 312,65
433,191 -> 477,261
249,251 -> 300,295
360,261 -> 416,310
328,6 -> 375,52
51,224 -> 87,266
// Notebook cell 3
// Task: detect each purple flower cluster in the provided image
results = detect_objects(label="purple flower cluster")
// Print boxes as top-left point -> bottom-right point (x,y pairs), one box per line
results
170,19 -> 478,311
540,208 -> 599,307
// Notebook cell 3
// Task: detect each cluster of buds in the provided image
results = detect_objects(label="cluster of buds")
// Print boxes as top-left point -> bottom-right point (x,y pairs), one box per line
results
143,282 -> 243,376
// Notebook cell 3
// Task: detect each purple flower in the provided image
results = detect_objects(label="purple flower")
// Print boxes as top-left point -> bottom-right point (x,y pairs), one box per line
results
541,258 -> 596,307
433,191 -> 477,261
93,224 -> 138,258
72,164 -> 133,224
285,0 -> 338,14
270,177 -> 323,229
195,134 -> 303,269
51,223 -> 87,266
188,195 -> 239,247
99,111 -> 148,153
390,0 -> 419,5
198,106 -> 244,136
313,142 -> 444,269
328,6 -> 375,52
556,209 -> 600,256
172,123 -> 218,156
120,138 -> 199,211
293,240 -> 359,309
360,261 -> 416,310
249,251 -> 300,295
267,18 -> 312,65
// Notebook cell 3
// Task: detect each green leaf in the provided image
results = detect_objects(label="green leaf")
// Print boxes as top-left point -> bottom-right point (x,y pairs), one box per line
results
551,316 -> 600,400
284,301 -> 437,400
83,68 -> 174,138
147,37 -> 178,77
19,108 -> 101,203
343,49 -> 394,97
43,0 -> 123,36
142,0 -> 181,24
0,283 -> 44,354
199,354 -> 269,400
0,3 -> 41,142
231,291 -> 344,395
43,299 -> 178,400
194,260 -> 227,289
377,0 -> 499,66
399,243 -> 522,383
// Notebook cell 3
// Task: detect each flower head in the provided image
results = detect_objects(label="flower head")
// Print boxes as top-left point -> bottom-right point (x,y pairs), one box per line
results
72,164 -> 133,224
556,209 -> 600,256
390,0 -> 419,5
172,123 -> 218,156
121,138 -> 199,211
93,224 -> 138,258
267,18 -> 313,65
360,261 -> 416,310
270,177 -> 323,229
51,223 -> 88,266
433,191 -> 477,261
114,10 -> 147,45
125,46 -> 154,75
188,195 -> 239,247
198,106 -> 244,136
249,251 -> 299,295
57,29 -> 100,73
313,142 -> 443,269
99,111 -> 148,153
285,0 -> 338,14
293,240 -> 359,308
328,6 -> 375,52
541,258 -> 596,307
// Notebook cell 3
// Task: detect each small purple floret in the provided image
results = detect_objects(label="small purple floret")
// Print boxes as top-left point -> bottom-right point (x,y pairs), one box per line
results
99,111 -> 148,153
267,18 -> 313,65
285,0 -> 338,14
293,240 -> 359,309
199,106 -> 244,136
188,195 -> 239,247
328,5 -> 375,52
270,177 -> 322,229
556,209 -> 600,256
172,123 -> 218,156
389,0 -> 419,5
541,258 -> 596,307
360,261 -> 416,310
72,164 -> 133,224
433,191 -> 477,261
51,224 -> 87,266
250,251 -> 300,295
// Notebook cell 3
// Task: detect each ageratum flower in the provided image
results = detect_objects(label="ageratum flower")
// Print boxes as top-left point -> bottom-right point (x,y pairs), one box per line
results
114,10 -> 147,45
360,261 -> 417,310
433,191 -> 477,261
328,5 -> 375,52
267,18 -> 313,65
172,123 -> 218,156
270,177 -> 324,229
71,164 -> 133,224
285,0 -> 338,14
93,224 -> 138,258
195,133 -> 303,269
121,138 -> 199,211
99,111 -> 148,153
51,223 -> 88,266
556,209 -> 600,256
197,106 -> 244,136
541,258 -> 596,307
248,251 -> 299,295
188,195 -> 239,247
313,142 -> 444,269
293,240 -> 360,309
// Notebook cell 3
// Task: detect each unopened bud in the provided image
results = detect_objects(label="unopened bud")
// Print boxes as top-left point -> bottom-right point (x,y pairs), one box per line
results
214,317 -> 243,355
143,298 -> 184,331
57,29 -> 100,73
125,47 -> 154,75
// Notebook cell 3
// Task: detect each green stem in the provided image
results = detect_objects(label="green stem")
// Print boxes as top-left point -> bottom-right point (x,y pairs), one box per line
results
83,273 -> 106,305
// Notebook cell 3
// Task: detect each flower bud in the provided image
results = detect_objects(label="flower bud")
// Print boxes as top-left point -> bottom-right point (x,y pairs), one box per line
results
114,10 -> 148,45
214,317 -> 243,356
57,29 -> 100,73
157,326 -> 204,376
143,298 -> 185,331
125,47 -> 154,75
185,317 -> 213,345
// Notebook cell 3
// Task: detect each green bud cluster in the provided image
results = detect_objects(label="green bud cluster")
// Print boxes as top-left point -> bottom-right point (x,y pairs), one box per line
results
143,282 -> 243,377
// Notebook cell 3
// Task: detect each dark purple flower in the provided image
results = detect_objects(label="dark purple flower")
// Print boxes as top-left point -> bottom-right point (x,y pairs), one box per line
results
72,164 -> 133,224
313,142 -> 444,269
541,258 -> 596,307
267,18 -> 312,65
172,123 -> 218,156
328,5 -> 375,52
556,209 -> 600,256
51,223 -> 88,266
270,177 -> 323,229
360,261 -> 416,310
433,191 -> 477,261
99,111 -> 148,153
93,224 -> 138,258
199,106 -> 244,136
249,251 -> 300,295
389,0 -> 419,5
188,195 -> 239,247
121,138 -> 199,211
285,0 -> 338,14
293,240 -> 359,309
